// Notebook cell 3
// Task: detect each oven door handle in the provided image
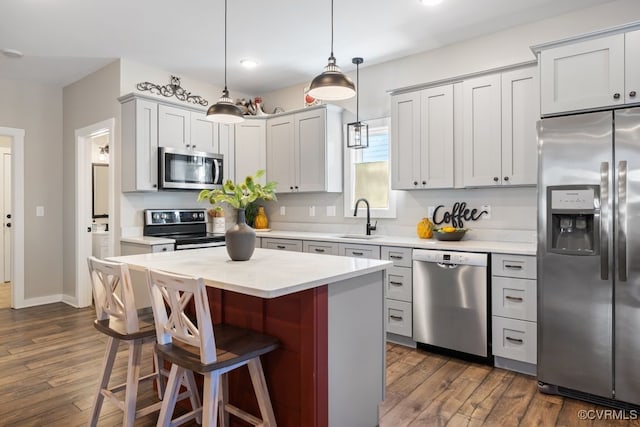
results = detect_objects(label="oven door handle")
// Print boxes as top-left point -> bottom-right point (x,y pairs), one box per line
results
175,242 -> 226,250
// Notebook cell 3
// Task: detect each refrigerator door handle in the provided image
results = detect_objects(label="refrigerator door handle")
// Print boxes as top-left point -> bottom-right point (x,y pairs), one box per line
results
601,162 -> 609,281
618,160 -> 628,282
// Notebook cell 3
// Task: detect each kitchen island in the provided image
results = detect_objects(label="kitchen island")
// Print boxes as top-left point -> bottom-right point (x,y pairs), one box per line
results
108,246 -> 391,427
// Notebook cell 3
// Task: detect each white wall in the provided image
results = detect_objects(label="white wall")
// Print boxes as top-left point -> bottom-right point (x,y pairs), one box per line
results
0,78 -> 63,299
257,0 -> 640,241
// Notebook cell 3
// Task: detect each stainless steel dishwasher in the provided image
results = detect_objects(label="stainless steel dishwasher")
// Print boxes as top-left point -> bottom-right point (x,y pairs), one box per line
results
412,249 -> 490,360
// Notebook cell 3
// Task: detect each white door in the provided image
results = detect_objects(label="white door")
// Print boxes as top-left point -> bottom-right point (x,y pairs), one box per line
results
296,109 -> 326,192
158,104 -> 190,149
0,148 -> 11,282
420,85 -> 454,189
235,119 -> 266,185
266,115 -> 295,192
625,29 -> 640,105
390,91 -> 421,190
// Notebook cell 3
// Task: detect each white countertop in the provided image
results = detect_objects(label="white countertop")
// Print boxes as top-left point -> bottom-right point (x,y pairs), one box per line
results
255,230 -> 537,256
120,235 -> 175,245
108,246 -> 392,299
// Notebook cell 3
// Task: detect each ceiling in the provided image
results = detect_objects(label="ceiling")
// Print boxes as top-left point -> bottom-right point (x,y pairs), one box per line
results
0,0 -> 617,94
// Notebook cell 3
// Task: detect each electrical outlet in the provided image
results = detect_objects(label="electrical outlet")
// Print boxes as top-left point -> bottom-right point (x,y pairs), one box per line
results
481,205 -> 491,219
427,206 -> 435,218
309,206 -> 315,217
280,206 -> 286,216
36,206 -> 44,217
326,206 -> 336,217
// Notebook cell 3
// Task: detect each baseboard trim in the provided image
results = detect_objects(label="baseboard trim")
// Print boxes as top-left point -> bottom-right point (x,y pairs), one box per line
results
15,294 -> 63,308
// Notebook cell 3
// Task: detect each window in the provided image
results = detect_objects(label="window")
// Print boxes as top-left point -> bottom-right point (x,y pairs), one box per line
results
344,117 -> 397,218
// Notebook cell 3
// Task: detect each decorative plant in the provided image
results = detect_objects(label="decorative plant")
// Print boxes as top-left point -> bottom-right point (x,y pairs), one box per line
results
197,169 -> 277,212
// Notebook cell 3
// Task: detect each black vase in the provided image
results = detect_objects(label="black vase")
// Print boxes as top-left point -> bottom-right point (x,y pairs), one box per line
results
225,208 -> 256,261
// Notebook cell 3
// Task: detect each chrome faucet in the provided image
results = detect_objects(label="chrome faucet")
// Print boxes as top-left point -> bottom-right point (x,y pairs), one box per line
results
353,198 -> 377,235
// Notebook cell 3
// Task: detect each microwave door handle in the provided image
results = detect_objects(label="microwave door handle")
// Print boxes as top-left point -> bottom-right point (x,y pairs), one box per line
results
618,160 -> 628,282
601,161 -> 609,281
214,159 -> 221,185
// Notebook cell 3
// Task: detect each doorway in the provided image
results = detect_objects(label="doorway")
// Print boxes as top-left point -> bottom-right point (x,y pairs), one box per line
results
0,127 -> 24,309
75,119 -> 115,308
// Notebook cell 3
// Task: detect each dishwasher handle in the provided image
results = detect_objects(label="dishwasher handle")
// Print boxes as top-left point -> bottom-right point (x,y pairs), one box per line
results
436,262 -> 460,269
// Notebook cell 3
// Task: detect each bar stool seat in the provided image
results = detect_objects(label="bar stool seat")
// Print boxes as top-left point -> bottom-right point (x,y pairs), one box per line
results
147,268 -> 279,427
93,306 -> 156,340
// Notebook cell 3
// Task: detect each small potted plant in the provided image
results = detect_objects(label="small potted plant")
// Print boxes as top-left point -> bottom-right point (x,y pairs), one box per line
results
198,170 -> 277,261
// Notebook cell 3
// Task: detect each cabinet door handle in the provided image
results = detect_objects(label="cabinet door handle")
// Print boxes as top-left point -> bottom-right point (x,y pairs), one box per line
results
504,176 -> 509,181
276,245 -> 286,249
352,251 -> 364,256
153,184 -> 158,188
289,186 -> 294,190
161,247 -> 168,252
506,336 -> 523,344
422,180 -> 426,185
389,315 -> 404,321
314,248 -> 325,253
413,181 -> 418,186
504,264 -> 523,270
630,91 -> 637,98
614,93 -> 621,100
505,295 -> 524,302
389,281 -> 403,286
389,255 -> 403,260
493,176 -> 499,182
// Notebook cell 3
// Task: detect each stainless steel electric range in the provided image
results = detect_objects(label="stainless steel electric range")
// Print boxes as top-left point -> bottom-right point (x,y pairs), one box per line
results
143,209 -> 225,250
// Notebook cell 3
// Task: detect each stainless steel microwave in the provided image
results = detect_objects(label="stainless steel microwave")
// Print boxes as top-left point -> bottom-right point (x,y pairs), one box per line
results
159,147 -> 223,190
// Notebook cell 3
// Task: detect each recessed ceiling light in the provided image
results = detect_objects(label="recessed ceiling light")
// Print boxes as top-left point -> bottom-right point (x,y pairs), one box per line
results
419,0 -> 443,5
1,48 -> 24,59
240,58 -> 258,69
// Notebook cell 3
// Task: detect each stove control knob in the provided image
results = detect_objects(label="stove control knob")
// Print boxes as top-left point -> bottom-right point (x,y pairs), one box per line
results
152,213 -> 160,221
192,213 -> 198,219
199,212 -> 205,219
161,213 -> 167,220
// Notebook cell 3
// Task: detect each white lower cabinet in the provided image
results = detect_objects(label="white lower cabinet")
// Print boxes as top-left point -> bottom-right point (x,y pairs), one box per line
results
261,238 -> 302,252
339,243 -> 381,259
386,299 -> 412,337
491,253 -> 537,375
382,246 -> 413,341
303,240 -> 339,255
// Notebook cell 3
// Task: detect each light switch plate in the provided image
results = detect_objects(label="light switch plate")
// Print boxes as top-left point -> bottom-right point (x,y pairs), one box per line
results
481,205 -> 491,219
309,206 -> 315,217
280,206 -> 286,216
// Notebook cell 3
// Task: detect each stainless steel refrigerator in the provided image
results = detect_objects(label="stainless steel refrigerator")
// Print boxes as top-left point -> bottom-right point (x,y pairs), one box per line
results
538,107 -> 640,407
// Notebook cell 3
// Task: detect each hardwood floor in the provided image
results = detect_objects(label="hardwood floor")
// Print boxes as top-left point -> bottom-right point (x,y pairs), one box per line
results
0,302 -> 637,426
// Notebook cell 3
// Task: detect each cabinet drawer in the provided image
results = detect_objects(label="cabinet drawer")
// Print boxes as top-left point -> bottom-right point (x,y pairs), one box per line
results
303,240 -> 339,256
492,276 -> 536,322
492,316 -> 536,364
492,253 -> 536,279
386,266 -> 412,302
382,246 -> 412,267
151,244 -> 174,253
261,238 -> 302,252
386,300 -> 412,337
339,243 -> 380,259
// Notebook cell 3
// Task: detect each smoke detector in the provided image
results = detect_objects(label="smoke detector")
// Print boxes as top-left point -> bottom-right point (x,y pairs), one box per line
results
1,49 -> 24,59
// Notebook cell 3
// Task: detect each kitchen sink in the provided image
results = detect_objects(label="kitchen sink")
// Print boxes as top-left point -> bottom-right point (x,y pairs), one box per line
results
336,234 -> 380,240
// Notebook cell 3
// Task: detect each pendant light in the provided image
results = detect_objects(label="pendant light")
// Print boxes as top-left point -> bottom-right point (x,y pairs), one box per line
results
307,0 -> 356,101
206,0 -> 244,123
346,57 -> 368,149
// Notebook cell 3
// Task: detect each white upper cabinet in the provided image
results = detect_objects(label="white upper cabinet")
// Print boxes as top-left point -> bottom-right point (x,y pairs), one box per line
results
158,104 -> 215,152
625,29 -> 640,105
463,67 -> 538,187
215,123 -> 235,183
120,95 -> 158,192
234,119 -> 266,185
463,74 -> 502,187
539,33 -> 625,115
391,85 -> 454,190
266,105 -> 342,193
501,67 -> 539,186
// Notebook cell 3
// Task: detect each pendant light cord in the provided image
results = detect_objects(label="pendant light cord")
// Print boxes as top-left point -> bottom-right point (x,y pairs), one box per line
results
330,0 -> 334,58
356,61 -> 359,121
224,0 -> 228,92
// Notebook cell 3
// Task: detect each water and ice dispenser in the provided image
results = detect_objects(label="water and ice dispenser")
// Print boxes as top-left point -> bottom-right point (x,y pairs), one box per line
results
547,186 -> 600,255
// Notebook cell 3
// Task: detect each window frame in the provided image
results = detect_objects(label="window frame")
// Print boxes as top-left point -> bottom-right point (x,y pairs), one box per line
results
343,117 -> 397,219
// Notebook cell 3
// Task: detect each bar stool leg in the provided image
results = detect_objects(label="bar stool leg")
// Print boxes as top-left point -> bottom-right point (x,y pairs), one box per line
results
247,358 -> 276,427
123,339 -> 143,427
218,373 -> 229,427
157,364 -> 186,427
184,370 -> 202,424
153,351 -> 166,400
202,372 -> 221,427
89,336 -> 120,427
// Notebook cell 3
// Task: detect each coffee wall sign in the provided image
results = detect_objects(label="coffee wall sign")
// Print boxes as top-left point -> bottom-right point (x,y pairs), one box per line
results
432,202 -> 488,228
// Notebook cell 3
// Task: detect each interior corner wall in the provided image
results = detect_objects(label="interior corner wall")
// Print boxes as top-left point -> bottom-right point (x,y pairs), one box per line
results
0,78 -> 63,300
62,60 -> 121,299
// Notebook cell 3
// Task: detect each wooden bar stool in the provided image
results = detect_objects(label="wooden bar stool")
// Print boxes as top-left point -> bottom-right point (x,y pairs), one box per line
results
146,268 -> 279,427
87,257 -> 200,427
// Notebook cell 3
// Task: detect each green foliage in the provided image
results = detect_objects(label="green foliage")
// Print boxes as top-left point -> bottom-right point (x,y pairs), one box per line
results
244,201 -> 259,227
197,170 -> 277,210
